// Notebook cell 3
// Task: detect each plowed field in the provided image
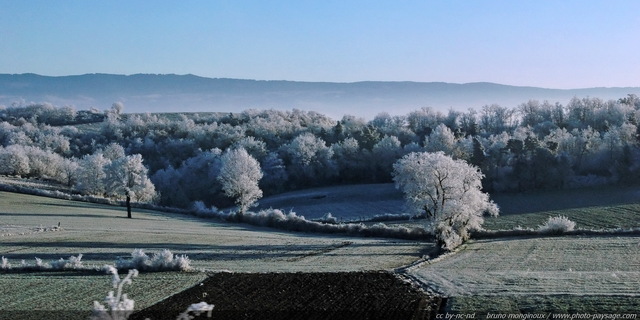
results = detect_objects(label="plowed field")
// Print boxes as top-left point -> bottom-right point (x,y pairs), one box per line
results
131,272 -> 444,320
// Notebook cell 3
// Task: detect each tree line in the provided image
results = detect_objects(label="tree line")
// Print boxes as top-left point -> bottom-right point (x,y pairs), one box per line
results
1,95 -> 639,212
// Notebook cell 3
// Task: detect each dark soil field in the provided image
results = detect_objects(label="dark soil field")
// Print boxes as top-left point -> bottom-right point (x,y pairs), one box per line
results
131,271 -> 443,320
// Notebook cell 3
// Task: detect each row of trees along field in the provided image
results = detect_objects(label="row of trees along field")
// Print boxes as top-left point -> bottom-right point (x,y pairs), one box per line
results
1,95 -> 639,212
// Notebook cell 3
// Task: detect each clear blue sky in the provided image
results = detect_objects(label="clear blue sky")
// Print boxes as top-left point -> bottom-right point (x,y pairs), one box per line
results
1,0 -> 638,89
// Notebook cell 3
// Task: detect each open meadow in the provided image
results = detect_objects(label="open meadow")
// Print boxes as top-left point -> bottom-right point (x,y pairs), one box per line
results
0,191 -> 431,319
2,183 -> 640,318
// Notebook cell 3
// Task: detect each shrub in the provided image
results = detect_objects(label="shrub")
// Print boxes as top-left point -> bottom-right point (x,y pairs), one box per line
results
538,215 -> 576,234
190,204 -> 431,240
0,254 -> 84,271
51,253 -> 84,270
91,266 -> 138,320
318,212 -> 338,224
115,249 -> 192,272
176,302 -> 215,320
1,256 -> 10,270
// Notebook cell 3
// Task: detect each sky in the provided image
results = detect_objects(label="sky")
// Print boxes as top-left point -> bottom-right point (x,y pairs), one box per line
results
1,0 -> 639,89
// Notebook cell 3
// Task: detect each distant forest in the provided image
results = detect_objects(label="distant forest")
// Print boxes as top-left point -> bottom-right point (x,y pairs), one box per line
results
1,94 -> 639,210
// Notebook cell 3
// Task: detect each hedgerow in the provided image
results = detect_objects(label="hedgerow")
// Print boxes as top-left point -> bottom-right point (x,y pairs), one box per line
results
192,202 -> 431,240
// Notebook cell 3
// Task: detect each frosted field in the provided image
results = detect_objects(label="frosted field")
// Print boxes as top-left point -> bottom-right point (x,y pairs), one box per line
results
0,191 -> 429,272
409,236 -> 640,296
255,183 -> 405,220
0,191 -> 430,319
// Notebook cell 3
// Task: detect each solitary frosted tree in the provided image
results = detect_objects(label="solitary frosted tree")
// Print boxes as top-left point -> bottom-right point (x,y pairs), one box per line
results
104,154 -> 156,218
218,147 -> 263,215
393,151 -> 498,250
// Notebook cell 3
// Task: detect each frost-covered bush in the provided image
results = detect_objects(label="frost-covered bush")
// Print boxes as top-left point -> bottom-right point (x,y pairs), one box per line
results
91,266 -> 138,320
51,253 -> 84,270
0,254 -> 84,271
318,212 -> 338,224
115,249 -> 191,272
190,204 -> 430,240
176,302 -> 215,320
538,215 -> 576,234
1,256 -> 10,270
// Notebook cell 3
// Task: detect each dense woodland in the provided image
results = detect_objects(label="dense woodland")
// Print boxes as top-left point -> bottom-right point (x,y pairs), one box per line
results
1,94 -> 639,210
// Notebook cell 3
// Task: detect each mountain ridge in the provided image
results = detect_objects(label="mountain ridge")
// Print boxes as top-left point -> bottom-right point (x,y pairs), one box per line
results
1,73 -> 639,119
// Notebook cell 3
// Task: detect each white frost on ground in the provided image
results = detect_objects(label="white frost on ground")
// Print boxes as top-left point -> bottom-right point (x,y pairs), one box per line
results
409,236 -> 640,296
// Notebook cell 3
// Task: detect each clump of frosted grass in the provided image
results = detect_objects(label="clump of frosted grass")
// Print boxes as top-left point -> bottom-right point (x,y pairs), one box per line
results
34,257 -> 49,269
538,215 -> 576,234
90,266 -> 138,320
1,256 -> 10,270
176,302 -> 215,320
318,212 -> 338,224
0,254 -> 84,271
116,249 -> 191,272
51,253 -> 84,270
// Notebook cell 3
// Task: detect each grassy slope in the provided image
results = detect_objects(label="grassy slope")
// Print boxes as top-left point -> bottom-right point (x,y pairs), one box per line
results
486,185 -> 640,230
0,191 -> 430,319
255,183 -> 405,220
256,183 -> 640,234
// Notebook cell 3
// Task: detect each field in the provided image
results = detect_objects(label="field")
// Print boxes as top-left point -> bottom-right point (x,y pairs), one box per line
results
2,183 -> 640,318
0,191 -> 431,320
130,272 -> 442,320
408,236 -> 640,315
255,183 -> 405,221
256,183 -> 640,230
409,237 -> 640,296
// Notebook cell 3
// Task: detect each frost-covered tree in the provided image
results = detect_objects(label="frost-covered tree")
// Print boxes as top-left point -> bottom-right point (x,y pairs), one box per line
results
281,132 -> 336,185
0,145 -> 30,176
102,142 -> 126,161
218,148 -> 263,214
393,151 -> 498,250
424,123 -> 457,156
151,149 -> 223,208
59,157 -> 80,187
371,135 -> 403,181
104,154 -> 156,218
231,136 -> 268,161
332,137 -> 369,183
259,151 -> 288,194
479,104 -> 517,135
76,153 -> 110,196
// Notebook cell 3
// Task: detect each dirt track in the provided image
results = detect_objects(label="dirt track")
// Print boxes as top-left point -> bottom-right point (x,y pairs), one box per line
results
131,271 -> 443,320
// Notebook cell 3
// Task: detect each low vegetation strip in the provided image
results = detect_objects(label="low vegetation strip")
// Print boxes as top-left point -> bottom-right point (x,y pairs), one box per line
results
130,271 -> 444,320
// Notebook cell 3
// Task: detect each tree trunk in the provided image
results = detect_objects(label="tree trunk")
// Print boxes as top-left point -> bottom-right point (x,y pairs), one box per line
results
126,194 -> 132,219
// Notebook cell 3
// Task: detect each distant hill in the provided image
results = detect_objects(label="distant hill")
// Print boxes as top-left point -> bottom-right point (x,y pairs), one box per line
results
1,73 -> 639,119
